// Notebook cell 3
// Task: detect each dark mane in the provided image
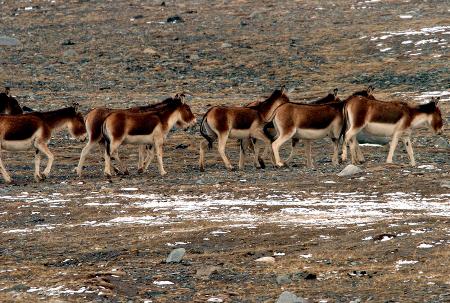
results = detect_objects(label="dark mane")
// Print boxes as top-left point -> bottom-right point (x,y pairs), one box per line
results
134,97 -> 181,111
417,101 -> 438,114
0,92 -> 23,114
309,93 -> 339,105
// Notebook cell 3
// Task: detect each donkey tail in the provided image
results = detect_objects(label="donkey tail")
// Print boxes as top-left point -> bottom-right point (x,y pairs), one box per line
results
263,121 -> 276,142
199,113 -> 214,150
339,103 -> 349,144
101,122 -> 112,157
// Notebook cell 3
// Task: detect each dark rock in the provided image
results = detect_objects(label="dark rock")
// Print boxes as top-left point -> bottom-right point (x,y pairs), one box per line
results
133,15 -> 144,19
0,36 -> 20,46
276,291 -> 308,303
434,137 -> 449,148
276,274 -> 291,284
338,165 -> 362,177
167,15 -> 184,23
166,248 -> 186,263
62,39 -> 75,45
175,143 -> 189,149
373,233 -> 396,241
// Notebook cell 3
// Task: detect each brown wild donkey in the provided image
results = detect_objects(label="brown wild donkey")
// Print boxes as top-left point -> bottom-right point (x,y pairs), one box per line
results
102,98 -> 195,177
0,103 -> 86,183
342,96 -> 443,166
243,88 -> 341,165
0,87 -> 23,115
76,94 -> 185,177
199,87 -> 290,171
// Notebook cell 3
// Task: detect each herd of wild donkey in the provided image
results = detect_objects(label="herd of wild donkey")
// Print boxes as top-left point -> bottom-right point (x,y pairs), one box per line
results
0,85 -> 444,183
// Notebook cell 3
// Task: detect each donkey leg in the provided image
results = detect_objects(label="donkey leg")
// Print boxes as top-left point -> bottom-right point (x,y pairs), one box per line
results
355,141 -> 365,163
251,130 -> 274,169
199,140 -> 209,172
386,133 -> 400,164
104,141 -> 121,177
154,141 -> 167,176
285,138 -> 299,164
34,149 -> 43,181
76,141 -> 95,177
272,129 -> 295,167
113,150 -> 129,175
35,141 -> 54,178
331,138 -> 339,166
342,127 -> 360,163
217,134 -> 233,170
402,136 -> 416,166
137,145 -> 145,173
238,139 -> 246,170
142,145 -> 155,172
0,148 -> 12,184
304,140 -> 315,168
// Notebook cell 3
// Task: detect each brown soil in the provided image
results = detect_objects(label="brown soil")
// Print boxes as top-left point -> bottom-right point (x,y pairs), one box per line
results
0,0 -> 449,302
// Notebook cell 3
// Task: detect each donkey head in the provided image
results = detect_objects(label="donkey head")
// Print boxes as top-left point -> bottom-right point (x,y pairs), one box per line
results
429,97 -> 443,135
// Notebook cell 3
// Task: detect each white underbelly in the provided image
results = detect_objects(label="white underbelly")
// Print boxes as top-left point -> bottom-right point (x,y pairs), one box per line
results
123,134 -> 154,145
1,138 -> 35,151
364,122 -> 396,136
295,128 -> 330,139
229,129 -> 251,139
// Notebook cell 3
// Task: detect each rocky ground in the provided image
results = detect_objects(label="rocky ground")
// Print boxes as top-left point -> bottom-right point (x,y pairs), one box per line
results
0,0 -> 449,302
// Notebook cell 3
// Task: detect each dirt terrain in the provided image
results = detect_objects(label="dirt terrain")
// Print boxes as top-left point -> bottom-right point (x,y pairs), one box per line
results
0,0 -> 449,302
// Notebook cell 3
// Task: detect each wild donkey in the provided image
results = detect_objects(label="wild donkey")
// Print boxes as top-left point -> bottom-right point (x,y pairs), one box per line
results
0,103 -> 86,183
199,87 -> 290,171
102,98 -> 195,177
243,88 -> 340,165
76,95 -> 184,177
342,96 -> 443,166
0,87 -> 23,115
270,100 -> 345,168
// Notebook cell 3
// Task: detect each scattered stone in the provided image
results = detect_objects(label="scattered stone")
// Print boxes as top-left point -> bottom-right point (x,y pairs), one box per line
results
255,256 -> 275,264
143,48 -> 158,55
0,36 -> 20,46
207,297 -> 224,302
357,131 -> 389,145
276,291 -> 308,303
276,274 -> 291,285
133,15 -> 144,19
434,137 -> 449,148
175,143 -> 189,149
373,233 -> 396,241
167,15 -> 183,23
338,164 -> 362,177
441,181 -> 450,189
195,265 -> 220,280
304,273 -> 317,280
63,49 -> 78,58
62,39 -> 75,46
165,248 -> 185,263
221,42 -> 232,48
189,54 -> 200,60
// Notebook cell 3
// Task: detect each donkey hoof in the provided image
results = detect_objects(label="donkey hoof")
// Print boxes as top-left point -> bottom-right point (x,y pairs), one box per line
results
137,168 -> 144,174
258,160 -> 266,169
123,170 -> 130,176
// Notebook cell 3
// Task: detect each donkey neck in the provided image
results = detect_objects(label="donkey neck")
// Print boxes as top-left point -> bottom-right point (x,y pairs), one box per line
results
158,105 -> 181,132
41,108 -> 76,130
256,98 -> 286,122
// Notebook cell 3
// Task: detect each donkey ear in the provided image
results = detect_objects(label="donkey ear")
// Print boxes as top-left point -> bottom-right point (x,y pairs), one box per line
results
72,102 -> 80,111
333,88 -> 338,96
433,96 -> 440,106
